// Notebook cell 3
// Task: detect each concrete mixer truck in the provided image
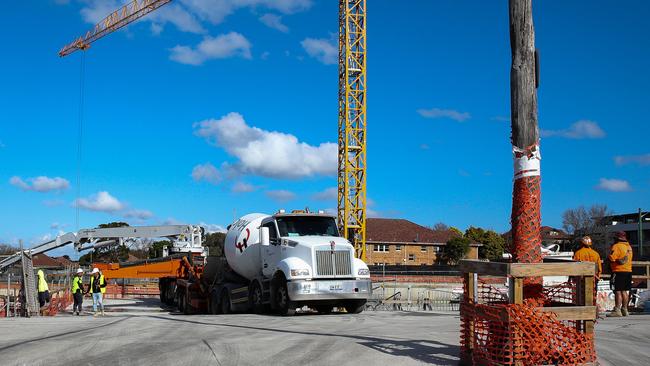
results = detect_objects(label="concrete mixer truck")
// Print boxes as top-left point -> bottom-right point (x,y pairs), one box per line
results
161,210 -> 372,315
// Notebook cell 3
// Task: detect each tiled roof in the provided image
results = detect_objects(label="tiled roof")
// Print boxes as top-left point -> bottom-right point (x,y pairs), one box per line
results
366,218 -> 460,244
32,254 -> 63,268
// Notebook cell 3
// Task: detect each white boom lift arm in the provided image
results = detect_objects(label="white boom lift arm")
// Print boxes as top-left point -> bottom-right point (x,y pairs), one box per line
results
0,225 -> 205,271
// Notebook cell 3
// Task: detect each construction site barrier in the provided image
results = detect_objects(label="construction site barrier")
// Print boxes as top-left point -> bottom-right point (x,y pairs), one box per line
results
459,260 -> 597,366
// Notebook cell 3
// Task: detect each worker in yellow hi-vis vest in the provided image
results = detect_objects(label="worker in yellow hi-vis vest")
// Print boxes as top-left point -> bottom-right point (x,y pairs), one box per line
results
36,269 -> 50,308
87,268 -> 107,316
71,268 -> 85,315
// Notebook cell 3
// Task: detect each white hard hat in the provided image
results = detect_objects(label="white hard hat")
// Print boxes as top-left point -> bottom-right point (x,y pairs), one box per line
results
91,268 -> 100,274
76,268 -> 84,274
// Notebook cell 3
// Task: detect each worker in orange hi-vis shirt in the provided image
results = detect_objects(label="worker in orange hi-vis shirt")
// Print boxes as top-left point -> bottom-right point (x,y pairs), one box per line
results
573,236 -> 602,312
607,231 -> 634,317
573,236 -> 602,280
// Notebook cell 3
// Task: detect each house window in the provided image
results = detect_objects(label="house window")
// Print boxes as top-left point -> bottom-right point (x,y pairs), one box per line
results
421,245 -> 427,252
432,246 -> 439,253
373,244 -> 389,252
395,245 -> 402,251
408,254 -> 415,261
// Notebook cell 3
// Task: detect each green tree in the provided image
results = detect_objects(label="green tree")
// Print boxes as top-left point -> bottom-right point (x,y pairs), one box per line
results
465,226 -> 505,261
443,237 -> 471,265
203,232 -> 226,257
449,226 -> 463,238
78,222 -> 130,265
148,240 -> 171,259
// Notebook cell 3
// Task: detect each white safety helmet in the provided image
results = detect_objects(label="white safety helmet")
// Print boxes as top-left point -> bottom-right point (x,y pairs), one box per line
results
76,268 -> 84,274
91,267 -> 100,274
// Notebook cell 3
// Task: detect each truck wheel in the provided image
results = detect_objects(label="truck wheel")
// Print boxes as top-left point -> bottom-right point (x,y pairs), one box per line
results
249,281 -> 265,314
274,279 -> 295,316
344,300 -> 366,314
183,292 -> 192,315
221,290 -> 231,314
210,291 -> 221,315
177,292 -> 185,313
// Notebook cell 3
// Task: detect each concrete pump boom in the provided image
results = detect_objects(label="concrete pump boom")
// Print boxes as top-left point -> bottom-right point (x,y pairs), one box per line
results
0,225 -> 204,272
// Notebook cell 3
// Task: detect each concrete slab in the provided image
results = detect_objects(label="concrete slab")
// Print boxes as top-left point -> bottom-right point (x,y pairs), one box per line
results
0,302 -> 647,366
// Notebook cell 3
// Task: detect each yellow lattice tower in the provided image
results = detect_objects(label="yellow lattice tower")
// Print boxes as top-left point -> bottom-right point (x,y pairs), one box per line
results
337,0 -> 367,261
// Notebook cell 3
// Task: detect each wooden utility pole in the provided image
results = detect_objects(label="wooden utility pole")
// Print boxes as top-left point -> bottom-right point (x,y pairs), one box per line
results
509,0 -> 542,264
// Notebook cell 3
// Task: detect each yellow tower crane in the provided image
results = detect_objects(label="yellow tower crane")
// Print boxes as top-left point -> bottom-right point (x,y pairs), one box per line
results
337,0 -> 367,261
59,0 -> 368,261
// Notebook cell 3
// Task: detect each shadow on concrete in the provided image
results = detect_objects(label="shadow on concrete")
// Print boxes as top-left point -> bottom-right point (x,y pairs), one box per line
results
0,317 -> 131,353
144,314 -> 460,365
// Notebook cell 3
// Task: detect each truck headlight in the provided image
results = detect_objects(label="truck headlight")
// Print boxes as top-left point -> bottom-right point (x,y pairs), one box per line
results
357,268 -> 369,276
290,269 -> 310,276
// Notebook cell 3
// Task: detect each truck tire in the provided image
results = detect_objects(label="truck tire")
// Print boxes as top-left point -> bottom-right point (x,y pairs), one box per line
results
183,292 -> 192,315
221,290 -> 231,314
344,300 -> 366,314
210,291 -> 221,315
177,291 -> 185,314
273,276 -> 295,316
249,281 -> 265,314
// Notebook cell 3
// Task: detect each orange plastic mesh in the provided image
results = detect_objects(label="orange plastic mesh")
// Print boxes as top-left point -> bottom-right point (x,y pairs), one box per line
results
45,289 -> 72,316
460,280 -> 597,365
510,175 -> 542,265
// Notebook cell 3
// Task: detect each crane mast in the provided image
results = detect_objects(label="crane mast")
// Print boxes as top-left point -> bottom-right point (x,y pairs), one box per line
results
338,0 -> 367,261
59,0 -> 172,57
59,0 -> 369,262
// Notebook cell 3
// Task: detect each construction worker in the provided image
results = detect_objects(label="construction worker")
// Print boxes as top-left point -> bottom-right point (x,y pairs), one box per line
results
71,268 -> 84,315
88,267 -> 107,316
36,269 -> 50,308
573,236 -> 602,280
607,231 -> 633,317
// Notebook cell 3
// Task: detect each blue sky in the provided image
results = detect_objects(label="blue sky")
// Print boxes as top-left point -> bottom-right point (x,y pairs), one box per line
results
1,0 -> 648,256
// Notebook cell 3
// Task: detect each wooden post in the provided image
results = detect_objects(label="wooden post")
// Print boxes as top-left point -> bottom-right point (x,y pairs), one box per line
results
509,0 -> 542,266
584,276 -> 594,334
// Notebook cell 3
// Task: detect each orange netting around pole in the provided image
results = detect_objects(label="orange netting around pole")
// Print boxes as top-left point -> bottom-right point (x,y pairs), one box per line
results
460,280 -> 597,365
510,174 -> 542,265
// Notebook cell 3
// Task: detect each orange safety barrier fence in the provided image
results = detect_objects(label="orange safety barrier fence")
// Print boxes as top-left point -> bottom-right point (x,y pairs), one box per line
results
460,279 -> 597,365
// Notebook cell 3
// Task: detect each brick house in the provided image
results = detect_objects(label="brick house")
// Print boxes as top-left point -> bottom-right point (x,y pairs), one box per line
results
365,218 -> 480,265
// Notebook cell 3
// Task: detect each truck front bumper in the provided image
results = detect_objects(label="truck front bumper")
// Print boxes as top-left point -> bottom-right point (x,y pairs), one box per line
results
287,279 -> 372,301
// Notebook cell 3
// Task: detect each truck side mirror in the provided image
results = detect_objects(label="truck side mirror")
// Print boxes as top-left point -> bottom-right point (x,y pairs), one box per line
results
260,227 -> 270,246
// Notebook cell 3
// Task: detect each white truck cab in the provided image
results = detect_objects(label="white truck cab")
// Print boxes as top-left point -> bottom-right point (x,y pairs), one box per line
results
224,211 -> 372,315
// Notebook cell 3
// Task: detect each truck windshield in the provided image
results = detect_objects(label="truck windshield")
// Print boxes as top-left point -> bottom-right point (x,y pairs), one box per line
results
276,216 -> 339,237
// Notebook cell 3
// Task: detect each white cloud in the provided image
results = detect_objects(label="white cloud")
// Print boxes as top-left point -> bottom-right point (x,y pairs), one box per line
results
417,108 -> 471,122
541,120 -> 605,139
595,178 -> 632,192
301,37 -> 337,65
259,13 -> 289,32
10,176 -> 70,193
194,112 -> 337,179
76,0 -> 312,36
266,189 -> 296,202
614,154 -> 650,166
420,144 -> 430,150
192,162 -> 222,184
312,187 -> 337,201
491,116 -> 510,122
162,217 -> 186,225
123,209 -> 155,220
231,181 -> 258,193
50,222 -> 68,230
74,191 -> 126,212
148,4 -> 206,34
170,32 -> 252,65
199,222 -> 227,233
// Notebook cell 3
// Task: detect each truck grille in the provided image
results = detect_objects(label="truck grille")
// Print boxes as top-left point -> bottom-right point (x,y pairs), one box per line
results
316,250 -> 352,276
